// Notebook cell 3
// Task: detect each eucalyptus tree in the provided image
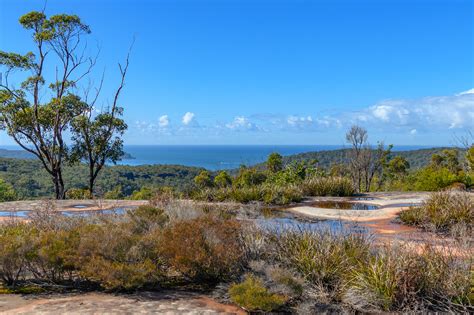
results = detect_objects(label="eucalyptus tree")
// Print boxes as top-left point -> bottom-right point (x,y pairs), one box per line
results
0,11 -> 93,199
70,51 -> 130,196
345,125 -> 392,192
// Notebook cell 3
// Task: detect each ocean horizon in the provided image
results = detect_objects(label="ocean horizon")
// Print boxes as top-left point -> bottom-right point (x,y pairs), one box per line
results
119,144 -> 432,170
0,144 -> 440,170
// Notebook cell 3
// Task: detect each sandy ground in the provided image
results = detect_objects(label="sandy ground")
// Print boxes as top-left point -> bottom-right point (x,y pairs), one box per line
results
0,291 -> 245,315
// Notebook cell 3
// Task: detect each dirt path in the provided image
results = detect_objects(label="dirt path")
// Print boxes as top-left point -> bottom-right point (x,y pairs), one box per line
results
0,291 -> 245,314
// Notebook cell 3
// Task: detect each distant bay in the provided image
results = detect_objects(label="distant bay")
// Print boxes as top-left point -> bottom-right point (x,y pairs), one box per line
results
117,145 -> 431,170
0,144 -> 434,171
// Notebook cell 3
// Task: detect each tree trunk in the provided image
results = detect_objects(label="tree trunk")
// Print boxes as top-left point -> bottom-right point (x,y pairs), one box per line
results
88,167 -> 95,199
52,170 -> 66,200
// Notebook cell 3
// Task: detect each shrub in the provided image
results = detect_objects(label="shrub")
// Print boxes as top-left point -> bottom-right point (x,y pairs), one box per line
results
66,188 -> 91,200
302,176 -> 354,197
76,222 -> 163,290
213,171 -> 232,188
229,275 -> 287,312
266,152 -> 283,173
126,205 -> 168,234
272,229 -> 370,295
261,184 -> 302,205
345,244 -> 473,312
0,178 -> 16,201
28,229 -> 82,283
129,186 -> 156,200
399,191 -> 473,235
0,223 -> 37,286
194,170 -> 213,188
157,216 -> 244,282
104,186 -> 123,199
412,167 -> 459,191
234,167 -> 266,188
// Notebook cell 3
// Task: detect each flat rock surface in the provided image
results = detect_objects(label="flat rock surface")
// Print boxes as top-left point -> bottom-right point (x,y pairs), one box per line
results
0,291 -> 245,314
287,192 -> 431,222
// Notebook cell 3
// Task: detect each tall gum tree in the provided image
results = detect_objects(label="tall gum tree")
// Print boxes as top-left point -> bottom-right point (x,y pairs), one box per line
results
0,11 -> 131,199
0,11 -> 94,199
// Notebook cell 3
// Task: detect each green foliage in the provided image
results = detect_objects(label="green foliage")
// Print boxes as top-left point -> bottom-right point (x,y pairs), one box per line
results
466,145 -> 474,171
130,186 -> 155,200
266,152 -> 283,173
229,275 -> 287,312
213,170 -> 232,188
194,170 -> 213,188
302,176 -> 354,196
273,230 -> 371,294
399,191 -> 473,235
193,184 -> 302,205
387,156 -> 410,177
0,224 -> 36,286
66,188 -> 91,200
234,167 -> 266,188
0,157 -> 202,199
104,186 -> 123,199
412,167 -> 459,191
0,178 -> 16,201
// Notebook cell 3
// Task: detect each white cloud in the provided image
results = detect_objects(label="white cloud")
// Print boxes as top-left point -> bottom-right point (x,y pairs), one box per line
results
287,115 -> 313,126
158,115 -> 169,128
457,88 -> 474,96
182,112 -> 195,125
225,116 -> 258,131
364,90 -> 474,130
410,129 -> 417,135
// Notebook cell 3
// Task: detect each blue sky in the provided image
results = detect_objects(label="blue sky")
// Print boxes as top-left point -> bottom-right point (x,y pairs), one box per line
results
0,0 -> 473,146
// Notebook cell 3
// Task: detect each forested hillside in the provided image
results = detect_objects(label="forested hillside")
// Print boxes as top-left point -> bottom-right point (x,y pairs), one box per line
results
283,147 -> 466,169
0,157 -> 202,199
0,147 -> 467,199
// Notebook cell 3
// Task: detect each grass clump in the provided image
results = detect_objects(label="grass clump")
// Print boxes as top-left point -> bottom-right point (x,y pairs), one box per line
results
399,191 -> 473,236
302,176 -> 354,197
229,275 -> 287,312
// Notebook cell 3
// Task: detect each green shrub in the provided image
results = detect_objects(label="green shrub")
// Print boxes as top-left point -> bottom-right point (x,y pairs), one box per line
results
213,171 -> 232,188
272,230 -> 370,295
66,188 -> 91,199
261,184 -> 302,205
229,275 -> 287,312
76,222 -> 163,290
348,251 -> 398,310
412,167 -> 459,191
399,191 -> 473,235
0,179 -> 16,202
234,167 -> 266,188
0,224 -> 37,286
266,152 -> 283,173
346,244 -> 472,312
302,176 -> 354,196
194,170 -> 213,188
104,186 -> 123,199
129,186 -> 156,200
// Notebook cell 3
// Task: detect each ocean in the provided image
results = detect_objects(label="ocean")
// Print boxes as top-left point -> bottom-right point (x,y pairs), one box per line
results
117,145 -> 429,170
0,144 -> 432,170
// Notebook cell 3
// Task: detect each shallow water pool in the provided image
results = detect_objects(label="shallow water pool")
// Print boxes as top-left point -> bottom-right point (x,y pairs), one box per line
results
309,201 -> 380,210
0,208 -> 128,218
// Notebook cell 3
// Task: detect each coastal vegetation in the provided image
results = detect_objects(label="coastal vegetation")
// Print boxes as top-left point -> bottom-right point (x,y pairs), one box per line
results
0,5 -> 472,315
0,141 -> 472,202
0,198 -> 471,312
399,191 -> 473,237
